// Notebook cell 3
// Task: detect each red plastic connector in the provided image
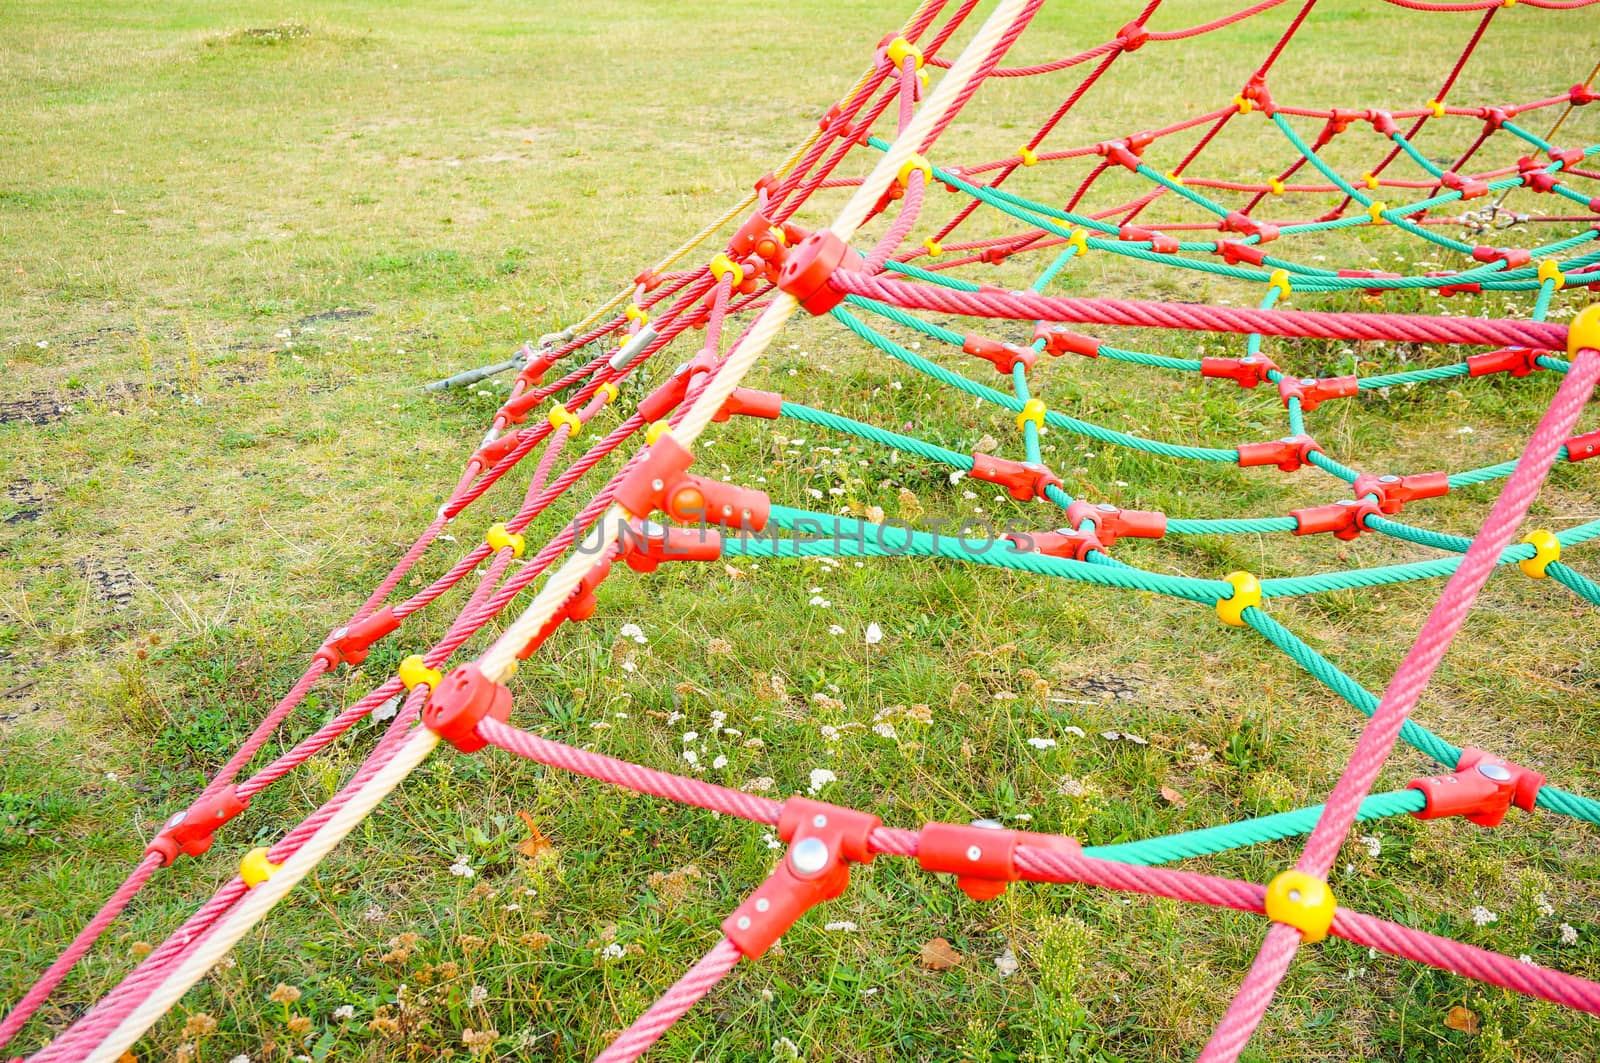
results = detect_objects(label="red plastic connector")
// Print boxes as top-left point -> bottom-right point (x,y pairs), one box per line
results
1003,528 -> 1103,561
1466,346 -> 1545,378
1479,105 -> 1511,131
422,663 -> 513,754
1408,747 -> 1545,827
1428,271 -> 1482,297
711,387 -> 784,422
472,430 -> 525,469
1439,171 -> 1489,200
1571,83 -> 1600,106
1064,500 -> 1167,545
1034,323 -> 1103,358
1240,72 -> 1276,116
1472,245 -> 1532,270
968,453 -> 1063,502
1201,355 -> 1277,388
1369,109 -> 1399,137
514,557 -> 612,660
1549,146 -> 1586,169
1291,497 -> 1382,540
917,820 -> 1081,901
1115,21 -> 1150,51
1277,375 -> 1358,413
638,351 -> 717,421
1118,224 -> 1178,253
1566,428 -> 1600,463
513,345 -> 562,390
1094,139 -> 1144,172
1350,471 -> 1448,514
776,230 -> 864,316
722,797 -> 880,958
963,333 -> 1036,374
1518,155 -> 1559,194
145,785 -> 250,866
314,606 -> 401,671
614,434 -> 770,530
633,269 -> 663,292
1221,210 -> 1279,243
1216,240 -> 1269,267
618,520 -> 723,573
729,210 -> 778,258
1237,434 -> 1321,472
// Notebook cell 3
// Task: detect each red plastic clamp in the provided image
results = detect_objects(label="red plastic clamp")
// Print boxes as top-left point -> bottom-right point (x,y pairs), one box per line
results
1278,375 -> 1358,413
619,520 -> 723,573
1326,108 -> 1365,136
1466,346 -> 1545,378
1439,171 -> 1489,200
1479,105 -> 1511,131
515,557 -> 612,661
1221,211 -> 1279,243
1471,245 -> 1532,270
968,453 -> 1063,502
1004,528 -> 1103,561
1201,355 -> 1277,388
633,269 -> 663,292
1118,224 -> 1178,254
1350,471 -> 1448,514
1237,434 -> 1321,472
1094,139 -> 1144,173
963,333 -> 1036,374
1566,428 -> 1600,463
1549,146 -> 1586,169
145,785 -> 250,866
1369,110 -> 1399,137
473,430 -> 525,469
638,350 -> 718,422
1216,240 -> 1269,267
1408,747 -> 1545,827
711,387 -> 784,422
1034,323 -> 1103,358
722,797 -> 880,959
917,820 -> 1081,901
1337,268 -> 1402,295
1427,271 -> 1482,297
1240,73 -> 1276,116
613,434 -> 770,530
1115,21 -> 1150,51
514,345 -> 562,390
1518,156 -> 1559,194
1571,83 -> 1600,106
776,230 -> 864,316
422,664 -> 514,754
1291,497 -> 1382,540
314,606 -> 401,671
729,210 -> 778,258
1065,500 -> 1167,545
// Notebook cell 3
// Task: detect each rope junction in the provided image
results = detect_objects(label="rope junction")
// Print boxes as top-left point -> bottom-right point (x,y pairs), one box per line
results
9,0 -> 1600,1059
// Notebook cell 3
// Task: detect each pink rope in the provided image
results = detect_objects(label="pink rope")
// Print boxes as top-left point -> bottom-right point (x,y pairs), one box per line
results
1201,345 -> 1600,1061
592,939 -> 742,1063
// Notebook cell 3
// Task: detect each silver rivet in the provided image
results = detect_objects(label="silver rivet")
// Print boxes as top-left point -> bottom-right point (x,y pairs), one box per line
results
1477,762 -> 1512,782
1097,503 -> 1116,512
790,837 -> 831,875
966,845 -> 982,862
1302,377 -> 1316,385
737,916 -> 751,930
1288,888 -> 1303,903
1380,474 -> 1400,484
650,478 -> 665,491
755,898 -> 770,912
812,813 -> 828,828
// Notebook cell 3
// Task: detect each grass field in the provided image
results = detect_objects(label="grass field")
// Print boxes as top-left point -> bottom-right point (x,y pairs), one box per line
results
2,1 -> 1599,1060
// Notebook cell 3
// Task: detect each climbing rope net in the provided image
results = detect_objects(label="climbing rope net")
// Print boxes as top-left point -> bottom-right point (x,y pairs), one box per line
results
9,0 -> 1600,1059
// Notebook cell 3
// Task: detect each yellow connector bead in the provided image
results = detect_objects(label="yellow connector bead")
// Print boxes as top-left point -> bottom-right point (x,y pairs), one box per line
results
1018,145 -> 1039,167
709,253 -> 744,288
1267,269 -> 1292,299
897,153 -> 933,188
1518,529 -> 1561,579
1537,260 -> 1565,290
1367,200 -> 1388,224
239,847 -> 282,889
1015,398 -> 1047,431
1426,99 -> 1445,118
1234,94 -> 1253,115
1267,176 -> 1285,196
596,381 -> 620,405
1165,170 -> 1184,187
486,522 -> 527,559
1361,172 -> 1379,190
1216,571 -> 1261,627
923,237 -> 943,258
1566,304 -> 1600,358
884,36 -> 924,70
646,420 -> 673,445
398,654 -> 442,692
1068,229 -> 1089,257
624,304 -> 649,325
1263,870 -> 1336,944
548,403 -> 583,437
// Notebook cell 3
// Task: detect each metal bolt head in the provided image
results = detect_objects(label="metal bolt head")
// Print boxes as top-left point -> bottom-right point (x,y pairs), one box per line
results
737,915 -> 751,930
812,813 -> 828,828
790,836 -> 831,875
1380,474 -> 1400,484
1097,503 -> 1116,512
1477,761 -> 1512,782
966,845 -> 982,862
1302,377 -> 1316,385
755,898 -> 770,912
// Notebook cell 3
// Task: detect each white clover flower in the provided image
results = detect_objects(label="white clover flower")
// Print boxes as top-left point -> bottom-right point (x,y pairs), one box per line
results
864,622 -> 883,644
1470,905 -> 1498,927
332,1005 -> 354,1022
600,943 -> 626,961
807,768 -> 837,794
1560,923 -> 1579,945
449,858 -> 475,879
619,622 -> 647,644
1026,737 -> 1057,750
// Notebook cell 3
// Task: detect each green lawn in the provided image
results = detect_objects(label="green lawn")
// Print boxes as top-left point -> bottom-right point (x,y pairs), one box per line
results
2,2 -> 1598,1061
